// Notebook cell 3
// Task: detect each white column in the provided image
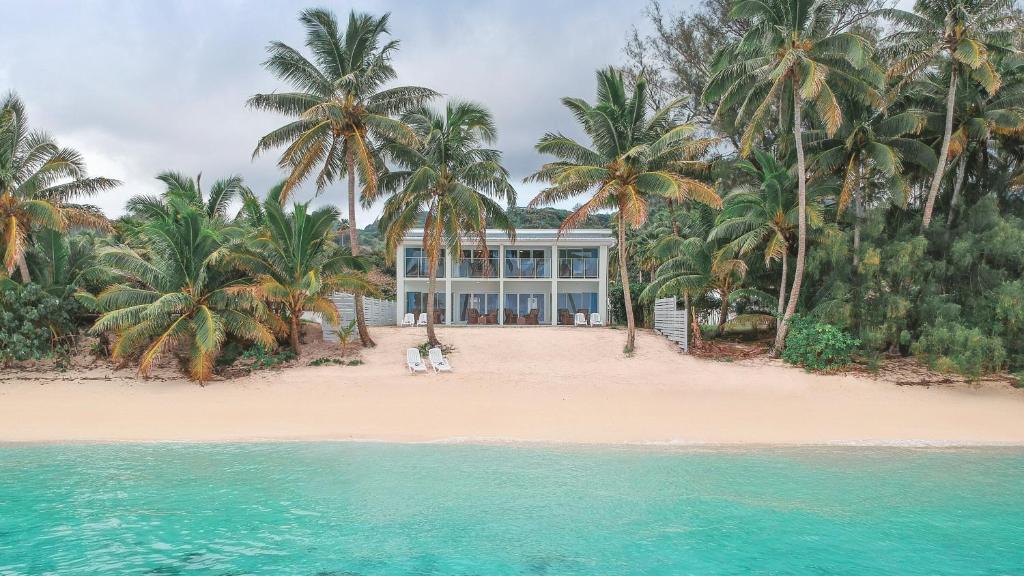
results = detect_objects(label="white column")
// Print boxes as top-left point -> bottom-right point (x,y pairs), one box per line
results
395,243 -> 405,326
550,243 -> 558,325
498,244 -> 505,325
444,249 -> 453,325
598,245 -> 609,324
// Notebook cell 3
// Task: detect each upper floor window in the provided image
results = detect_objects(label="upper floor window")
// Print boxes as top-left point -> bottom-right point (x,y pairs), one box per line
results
505,248 -> 549,278
404,247 -> 445,278
454,249 -> 499,278
558,248 -> 599,278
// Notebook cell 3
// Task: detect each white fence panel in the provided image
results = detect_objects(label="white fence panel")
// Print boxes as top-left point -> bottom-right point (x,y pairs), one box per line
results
321,293 -> 396,342
653,297 -> 688,352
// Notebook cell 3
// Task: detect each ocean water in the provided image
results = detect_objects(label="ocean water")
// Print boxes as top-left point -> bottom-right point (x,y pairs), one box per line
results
0,444 -> 1022,575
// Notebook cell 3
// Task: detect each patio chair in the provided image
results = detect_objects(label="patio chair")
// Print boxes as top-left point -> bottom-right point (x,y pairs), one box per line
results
428,347 -> 452,373
406,348 -> 427,374
590,312 -> 603,326
417,313 -> 428,326
574,312 -> 588,326
401,313 -> 415,327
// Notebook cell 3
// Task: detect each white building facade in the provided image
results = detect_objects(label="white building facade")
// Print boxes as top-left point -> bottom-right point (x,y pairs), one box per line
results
395,229 -> 615,326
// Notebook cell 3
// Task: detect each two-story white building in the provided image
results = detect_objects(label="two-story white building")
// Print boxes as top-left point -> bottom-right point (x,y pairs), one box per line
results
396,229 -> 615,326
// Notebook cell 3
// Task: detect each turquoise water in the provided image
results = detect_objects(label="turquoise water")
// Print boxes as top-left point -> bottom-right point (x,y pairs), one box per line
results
1,444 -> 1022,575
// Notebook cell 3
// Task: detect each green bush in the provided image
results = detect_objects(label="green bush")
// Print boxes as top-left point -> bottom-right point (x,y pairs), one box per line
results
240,344 -> 296,370
782,315 -> 860,371
0,283 -> 73,366
911,320 -> 1006,379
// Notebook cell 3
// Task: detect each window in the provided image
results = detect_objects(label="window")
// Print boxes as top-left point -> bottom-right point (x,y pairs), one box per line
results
404,247 -> 445,278
454,249 -> 499,278
405,292 -> 446,323
557,292 -> 599,324
504,248 -> 549,278
457,292 -> 499,324
504,293 -> 546,324
558,248 -> 599,278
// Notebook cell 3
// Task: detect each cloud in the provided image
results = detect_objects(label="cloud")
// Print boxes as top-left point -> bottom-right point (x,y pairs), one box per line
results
1,0 -> 660,222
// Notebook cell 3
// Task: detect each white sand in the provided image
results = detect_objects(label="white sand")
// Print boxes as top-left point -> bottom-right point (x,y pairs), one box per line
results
2,327 -> 1023,445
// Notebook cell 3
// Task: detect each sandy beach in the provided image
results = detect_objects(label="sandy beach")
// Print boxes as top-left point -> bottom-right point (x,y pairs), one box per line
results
2,327 -> 1023,445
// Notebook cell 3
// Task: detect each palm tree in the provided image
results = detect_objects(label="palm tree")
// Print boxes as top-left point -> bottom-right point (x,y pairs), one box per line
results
125,171 -> 249,223
881,0 -> 1019,228
643,205 -> 748,349
703,0 -> 881,351
808,105 -> 937,260
709,150 -> 830,332
376,101 -> 516,346
232,198 -> 374,355
91,205 -> 275,381
529,67 -> 721,353
249,8 -> 438,348
0,92 -> 119,282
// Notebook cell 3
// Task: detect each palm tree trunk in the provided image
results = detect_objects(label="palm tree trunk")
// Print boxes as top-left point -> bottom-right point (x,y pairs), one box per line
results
718,290 -> 729,328
774,86 -> 808,354
776,252 -> 787,335
289,311 -> 302,356
853,188 -> 862,268
668,199 -> 680,236
616,214 -> 636,353
946,152 -> 968,228
16,253 -> 31,283
686,292 -> 703,351
922,65 -> 958,229
346,147 -> 375,347
425,244 -> 440,347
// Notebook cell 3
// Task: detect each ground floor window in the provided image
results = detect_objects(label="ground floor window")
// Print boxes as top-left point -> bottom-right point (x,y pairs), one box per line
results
457,293 -> 499,324
504,293 -> 546,325
405,292 -> 446,323
557,292 -> 598,325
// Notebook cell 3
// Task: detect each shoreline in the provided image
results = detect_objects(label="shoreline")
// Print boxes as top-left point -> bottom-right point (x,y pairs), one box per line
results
3,327 -> 1024,447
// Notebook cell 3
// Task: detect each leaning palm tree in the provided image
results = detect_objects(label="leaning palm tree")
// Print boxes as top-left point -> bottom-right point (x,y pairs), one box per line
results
232,198 -> 374,355
0,92 -> 119,282
709,150 -> 831,333
91,205 -> 275,381
376,100 -> 516,346
529,68 -> 721,353
703,0 -> 882,351
880,0 -> 1019,228
249,8 -> 437,347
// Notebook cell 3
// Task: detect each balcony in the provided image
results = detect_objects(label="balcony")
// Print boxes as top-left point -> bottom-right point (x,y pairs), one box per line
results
504,257 -> 550,279
453,258 -> 500,278
404,257 -> 444,279
558,257 -> 599,279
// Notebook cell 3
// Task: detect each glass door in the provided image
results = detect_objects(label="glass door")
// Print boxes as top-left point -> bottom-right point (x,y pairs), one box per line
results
503,293 -> 546,325
458,293 -> 499,324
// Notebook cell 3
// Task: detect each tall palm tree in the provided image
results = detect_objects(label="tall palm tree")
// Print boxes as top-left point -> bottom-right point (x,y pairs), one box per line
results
249,8 -> 437,348
233,198 -> 373,354
529,68 -> 721,353
808,105 -> 937,260
703,0 -> 882,351
881,0 -> 1019,228
709,150 -> 831,332
125,171 -> 249,223
0,92 -> 119,282
91,205 -> 275,381
376,101 -> 516,346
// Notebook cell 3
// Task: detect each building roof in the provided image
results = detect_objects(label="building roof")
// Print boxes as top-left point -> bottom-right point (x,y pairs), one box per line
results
401,228 -> 615,245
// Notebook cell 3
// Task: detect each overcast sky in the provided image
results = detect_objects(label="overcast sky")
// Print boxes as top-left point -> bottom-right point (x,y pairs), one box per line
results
1,0 -> 687,222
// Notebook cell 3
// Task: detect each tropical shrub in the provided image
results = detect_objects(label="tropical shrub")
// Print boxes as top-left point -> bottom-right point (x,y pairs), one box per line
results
0,283 -> 73,365
911,320 -> 1007,379
782,315 -> 860,371
239,344 -> 296,370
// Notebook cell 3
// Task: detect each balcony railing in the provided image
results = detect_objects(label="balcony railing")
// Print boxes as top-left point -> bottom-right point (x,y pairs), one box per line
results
558,257 -> 599,279
453,258 -> 500,278
504,257 -> 550,278
404,257 -> 444,278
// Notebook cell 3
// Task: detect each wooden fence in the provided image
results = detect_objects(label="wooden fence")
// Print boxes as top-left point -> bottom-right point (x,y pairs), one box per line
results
653,297 -> 688,352
321,293 -> 396,342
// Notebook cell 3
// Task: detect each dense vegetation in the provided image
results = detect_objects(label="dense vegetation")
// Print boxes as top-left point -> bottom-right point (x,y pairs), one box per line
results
2,0 -> 1023,381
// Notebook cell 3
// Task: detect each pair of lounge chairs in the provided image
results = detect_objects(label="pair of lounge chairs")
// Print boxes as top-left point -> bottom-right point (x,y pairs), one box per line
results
406,347 -> 451,374
574,312 -> 603,326
401,313 -> 428,327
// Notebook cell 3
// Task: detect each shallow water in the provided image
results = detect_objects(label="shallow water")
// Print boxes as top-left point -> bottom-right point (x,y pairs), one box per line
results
1,443 -> 1022,575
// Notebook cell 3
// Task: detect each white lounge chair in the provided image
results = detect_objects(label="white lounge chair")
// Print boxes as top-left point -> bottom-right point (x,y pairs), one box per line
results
401,313 -> 415,327
428,347 -> 452,372
416,312 -> 428,326
590,312 -> 603,326
574,312 -> 588,326
407,348 -> 427,373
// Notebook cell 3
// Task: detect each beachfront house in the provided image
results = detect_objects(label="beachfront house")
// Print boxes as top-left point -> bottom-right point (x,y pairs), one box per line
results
396,229 -> 614,326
